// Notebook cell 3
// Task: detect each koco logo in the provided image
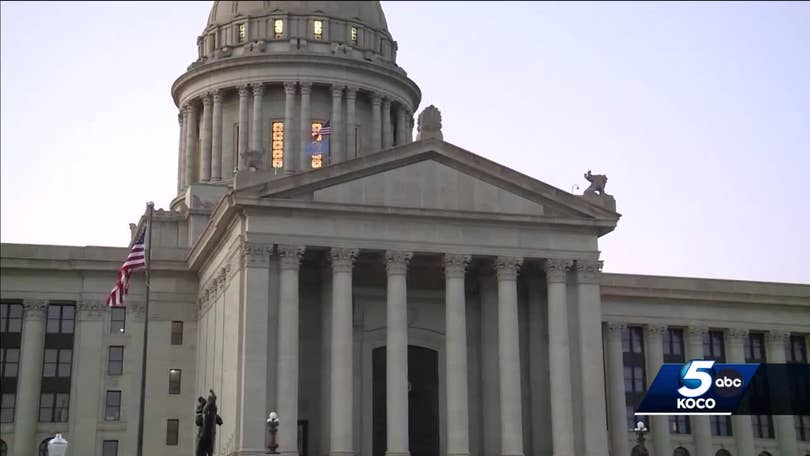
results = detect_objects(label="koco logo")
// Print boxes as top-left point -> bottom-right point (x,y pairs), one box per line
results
675,360 -> 744,410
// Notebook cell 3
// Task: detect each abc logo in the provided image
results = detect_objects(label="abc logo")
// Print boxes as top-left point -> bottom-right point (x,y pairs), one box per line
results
675,361 -> 744,410
713,368 -> 744,398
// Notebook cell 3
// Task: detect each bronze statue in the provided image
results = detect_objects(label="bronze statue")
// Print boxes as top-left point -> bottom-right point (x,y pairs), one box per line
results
583,170 -> 608,196
195,390 -> 223,456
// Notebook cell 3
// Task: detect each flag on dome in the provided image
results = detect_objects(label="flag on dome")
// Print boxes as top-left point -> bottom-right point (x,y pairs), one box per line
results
107,228 -> 147,307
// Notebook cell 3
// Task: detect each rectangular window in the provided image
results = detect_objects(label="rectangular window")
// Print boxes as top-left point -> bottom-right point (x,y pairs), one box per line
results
0,302 -> 23,333
171,321 -> 184,345
710,415 -> 732,436
271,121 -> 284,169
751,414 -> 774,439
351,26 -> 358,45
233,122 -> 240,173
105,390 -> 122,421
311,121 -> 324,169
703,330 -> 726,362
110,307 -> 126,334
102,440 -> 119,456
46,303 -> 75,334
745,332 -> 767,362
622,326 -> 647,430
108,346 -> 124,376
42,348 -> 72,378
797,415 -> 810,441
787,335 -> 807,363
38,392 -> 69,422
169,369 -> 182,395
238,23 -> 247,43
0,348 -> 19,378
0,393 -> 15,423
669,415 -> 690,434
1,302 -> 23,424
663,328 -> 685,363
313,20 -> 323,39
166,419 -> 180,445
274,19 -> 284,39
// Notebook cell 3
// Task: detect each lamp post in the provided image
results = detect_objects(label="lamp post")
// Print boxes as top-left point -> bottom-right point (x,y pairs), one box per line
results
48,434 -> 68,456
266,411 -> 280,454
632,421 -> 649,456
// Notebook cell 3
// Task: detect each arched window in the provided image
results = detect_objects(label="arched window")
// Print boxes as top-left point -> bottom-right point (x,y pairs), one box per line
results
39,438 -> 50,456
716,450 -> 732,456
674,448 -> 690,456
0,440 -> 7,456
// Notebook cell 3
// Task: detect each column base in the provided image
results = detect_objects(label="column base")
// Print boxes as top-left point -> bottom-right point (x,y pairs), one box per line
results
385,452 -> 410,456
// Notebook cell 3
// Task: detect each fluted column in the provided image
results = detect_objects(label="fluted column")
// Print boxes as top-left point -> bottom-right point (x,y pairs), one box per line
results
200,94 -> 213,181
329,248 -> 357,456
726,328 -> 755,456
645,325 -> 671,456
605,322 -> 629,456
251,83 -> 265,156
283,82 -> 296,174
184,102 -> 197,185
385,250 -> 412,456
12,300 -> 47,456
211,90 -> 223,181
496,256 -> 524,456
686,326 -> 712,456
299,82 -> 312,172
445,254 -> 471,456
371,94 -> 382,151
382,98 -> 393,149
345,87 -> 357,159
237,85 -> 250,170
277,245 -> 305,455
331,85 -> 344,163
72,302 -> 107,454
177,111 -> 185,191
767,330 -> 798,456
396,106 -> 408,145
545,259 -> 574,456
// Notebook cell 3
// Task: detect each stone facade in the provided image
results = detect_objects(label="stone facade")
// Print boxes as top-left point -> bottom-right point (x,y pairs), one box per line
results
1,3 -> 809,456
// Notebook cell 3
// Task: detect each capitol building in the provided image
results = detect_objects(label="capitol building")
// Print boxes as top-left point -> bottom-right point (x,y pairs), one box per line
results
1,2 -> 808,456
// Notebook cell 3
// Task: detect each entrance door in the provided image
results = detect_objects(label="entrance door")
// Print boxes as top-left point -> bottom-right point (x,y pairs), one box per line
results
372,345 -> 440,456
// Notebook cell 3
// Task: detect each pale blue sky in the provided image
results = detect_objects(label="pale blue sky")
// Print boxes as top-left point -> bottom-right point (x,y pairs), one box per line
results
1,1 -> 808,283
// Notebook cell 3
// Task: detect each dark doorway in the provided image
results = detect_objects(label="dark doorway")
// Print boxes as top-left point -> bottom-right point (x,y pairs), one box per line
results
372,345 -> 440,456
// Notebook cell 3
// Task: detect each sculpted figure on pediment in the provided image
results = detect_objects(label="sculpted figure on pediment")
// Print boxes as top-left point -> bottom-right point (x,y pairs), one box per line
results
583,170 -> 609,196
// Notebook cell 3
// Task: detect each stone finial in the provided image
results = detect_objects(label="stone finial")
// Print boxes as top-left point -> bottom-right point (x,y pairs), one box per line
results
417,105 -> 443,141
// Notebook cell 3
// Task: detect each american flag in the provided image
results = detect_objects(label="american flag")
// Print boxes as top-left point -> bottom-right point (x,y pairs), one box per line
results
107,229 -> 147,307
312,121 -> 331,140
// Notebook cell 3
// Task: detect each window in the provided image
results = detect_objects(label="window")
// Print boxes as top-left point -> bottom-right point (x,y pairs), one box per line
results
271,121 -> 284,169
313,20 -> 323,39
166,419 -> 180,445
752,414 -> 774,438
745,332 -> 771,438
169,369 -> 182,394
0,348 -> 19,378
237,23 -> 247,43
46,303 -> 75,334
274,19 -> 284,39
108,346 -> 124,376
351,26 -> 358,45
43,348 -> 72,378
797,415 -> 810,441
105,390 -> 121,421
787,335 -> 807,363
703,330 -> 726,362
711,414 -> 733,436
102,440 -> 119,456
0,394 -> 15,423
670,415 -> 690,434
110,307 -> 126,334
0,303 -> 23,333
39,392 -> 70,422
1,303 -> 22,425
233,122 -> 240,173
745,332 -> 766,362
622,326 -> 647,430
171,321 -> 184,345
663,328 -> 685,362
311,121 -> 324,169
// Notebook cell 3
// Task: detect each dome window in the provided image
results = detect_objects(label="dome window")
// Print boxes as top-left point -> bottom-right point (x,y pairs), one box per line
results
313,20 -> 323,40
351,26 -> 358,45
271,121 -> 284,169
237,23 -> 247,43
311,122 -> 325,169
274,19 -> 284,39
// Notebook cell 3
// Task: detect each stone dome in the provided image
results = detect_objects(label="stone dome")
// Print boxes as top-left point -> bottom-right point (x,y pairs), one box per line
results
206,1 -> 389,34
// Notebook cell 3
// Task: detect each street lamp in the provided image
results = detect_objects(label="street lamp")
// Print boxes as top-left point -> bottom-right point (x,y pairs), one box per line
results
632,421 -> 649,456
48,434 -> 68,456
266,411 -> 279,454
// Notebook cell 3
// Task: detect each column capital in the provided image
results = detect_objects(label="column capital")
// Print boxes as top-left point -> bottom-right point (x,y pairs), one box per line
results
371,93 -> 382,106
495,256 -> 523,281
238,85 -> 251,97
202,94 -> 212,106
605,321 -> 626,335
385,250 -> 412,276
178,111 -> 184,124
77,300 -> 107,321
646,324 -> 668,337
766,329 -> 790,345
252,83 -> 265,96
727,327 -> 749,342
382,98 -> 392,108
212,89 -> 223,103
299,82 -> 312,94
278,245 -> 305,270
687,325 -> 709,342
331,85 -> 344,98
330,247 -> 358,273
242,241 -> 273,268
345,86 -> 358,99
283,81 -> 297,95
544,258 -> 572,283
22,300 -> 47,321
574,259 -> 603,283
443,254 -> 471,279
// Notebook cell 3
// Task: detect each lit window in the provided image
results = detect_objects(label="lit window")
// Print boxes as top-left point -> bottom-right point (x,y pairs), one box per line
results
351,26 -> 358,45
313,20 -> 323,39
311,122 -> 324,169
238,23 -> 247,43
166,419 -> 180,445
274,19 -> 284,39
110,307 -> 126,334
272,121 -> 284,169
105,390 -> 121,421
169,369 -> 182,394
171,321 -> 184,345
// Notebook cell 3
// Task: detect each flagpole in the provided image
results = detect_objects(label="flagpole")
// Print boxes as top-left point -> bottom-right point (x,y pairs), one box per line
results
136,201 -> 154,456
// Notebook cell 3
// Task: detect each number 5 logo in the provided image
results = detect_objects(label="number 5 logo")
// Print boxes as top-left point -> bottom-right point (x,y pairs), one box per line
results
677,360 -> 715,398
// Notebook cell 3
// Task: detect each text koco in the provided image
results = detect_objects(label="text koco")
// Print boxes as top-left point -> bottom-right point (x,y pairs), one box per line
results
677,397 -> 716,409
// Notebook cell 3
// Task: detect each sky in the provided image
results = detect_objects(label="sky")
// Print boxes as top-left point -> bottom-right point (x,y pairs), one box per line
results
1,1 -> 809,284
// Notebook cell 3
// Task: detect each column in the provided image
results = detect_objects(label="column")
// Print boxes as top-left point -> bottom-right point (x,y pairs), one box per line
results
385,250 -> 411,456
605,322 -> 629,456
574,260 -> 610,456
382,98 -> 393,149
211,89 -> 223,181
200,94 -> 213,181
237,85 -> 250,170
396,106 -> 407,145
71,302 -> 107,454
250,83 -> 264,155
12,300 -> 47,456
299,82 -> 312,172
479,267 -> 501,455
686,326 -> 712,456
277,245 -> 304,455
445,254 -> 471,456
331,85 -> 344,163
329,248 -> 357,456
527,272 -> 551,455
177,111 -> 185,191
283,82 -> 296,174
726,328 -> 755,456
371,94 -> 382,151
645,325 -> 672,456
545,259 -> 574,456
184,102 -> 197,186
496,256 -> 524,456
767,330 -> 798,456
345,87 -> 357,159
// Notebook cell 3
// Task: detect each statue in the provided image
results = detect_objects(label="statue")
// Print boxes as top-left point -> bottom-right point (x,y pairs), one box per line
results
583,170 -> 608,196
195,390 -> 223,456
417,105 -> 443,141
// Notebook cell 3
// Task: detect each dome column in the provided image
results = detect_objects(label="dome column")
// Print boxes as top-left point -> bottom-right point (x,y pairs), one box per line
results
382,98 -> 393,149
331,85 -> 344,163
211,89 -> 223,181
177,111 -> 185,192
184,102 -> 197,186
299,82 -> 312,172
345,87 -> 357,159
200,94 -> 213,181
371,93 -> 382,152
237,85 -> 250,171
283,82 -> 297,174
396,106 -> 409,145
250,84 -> 265,158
